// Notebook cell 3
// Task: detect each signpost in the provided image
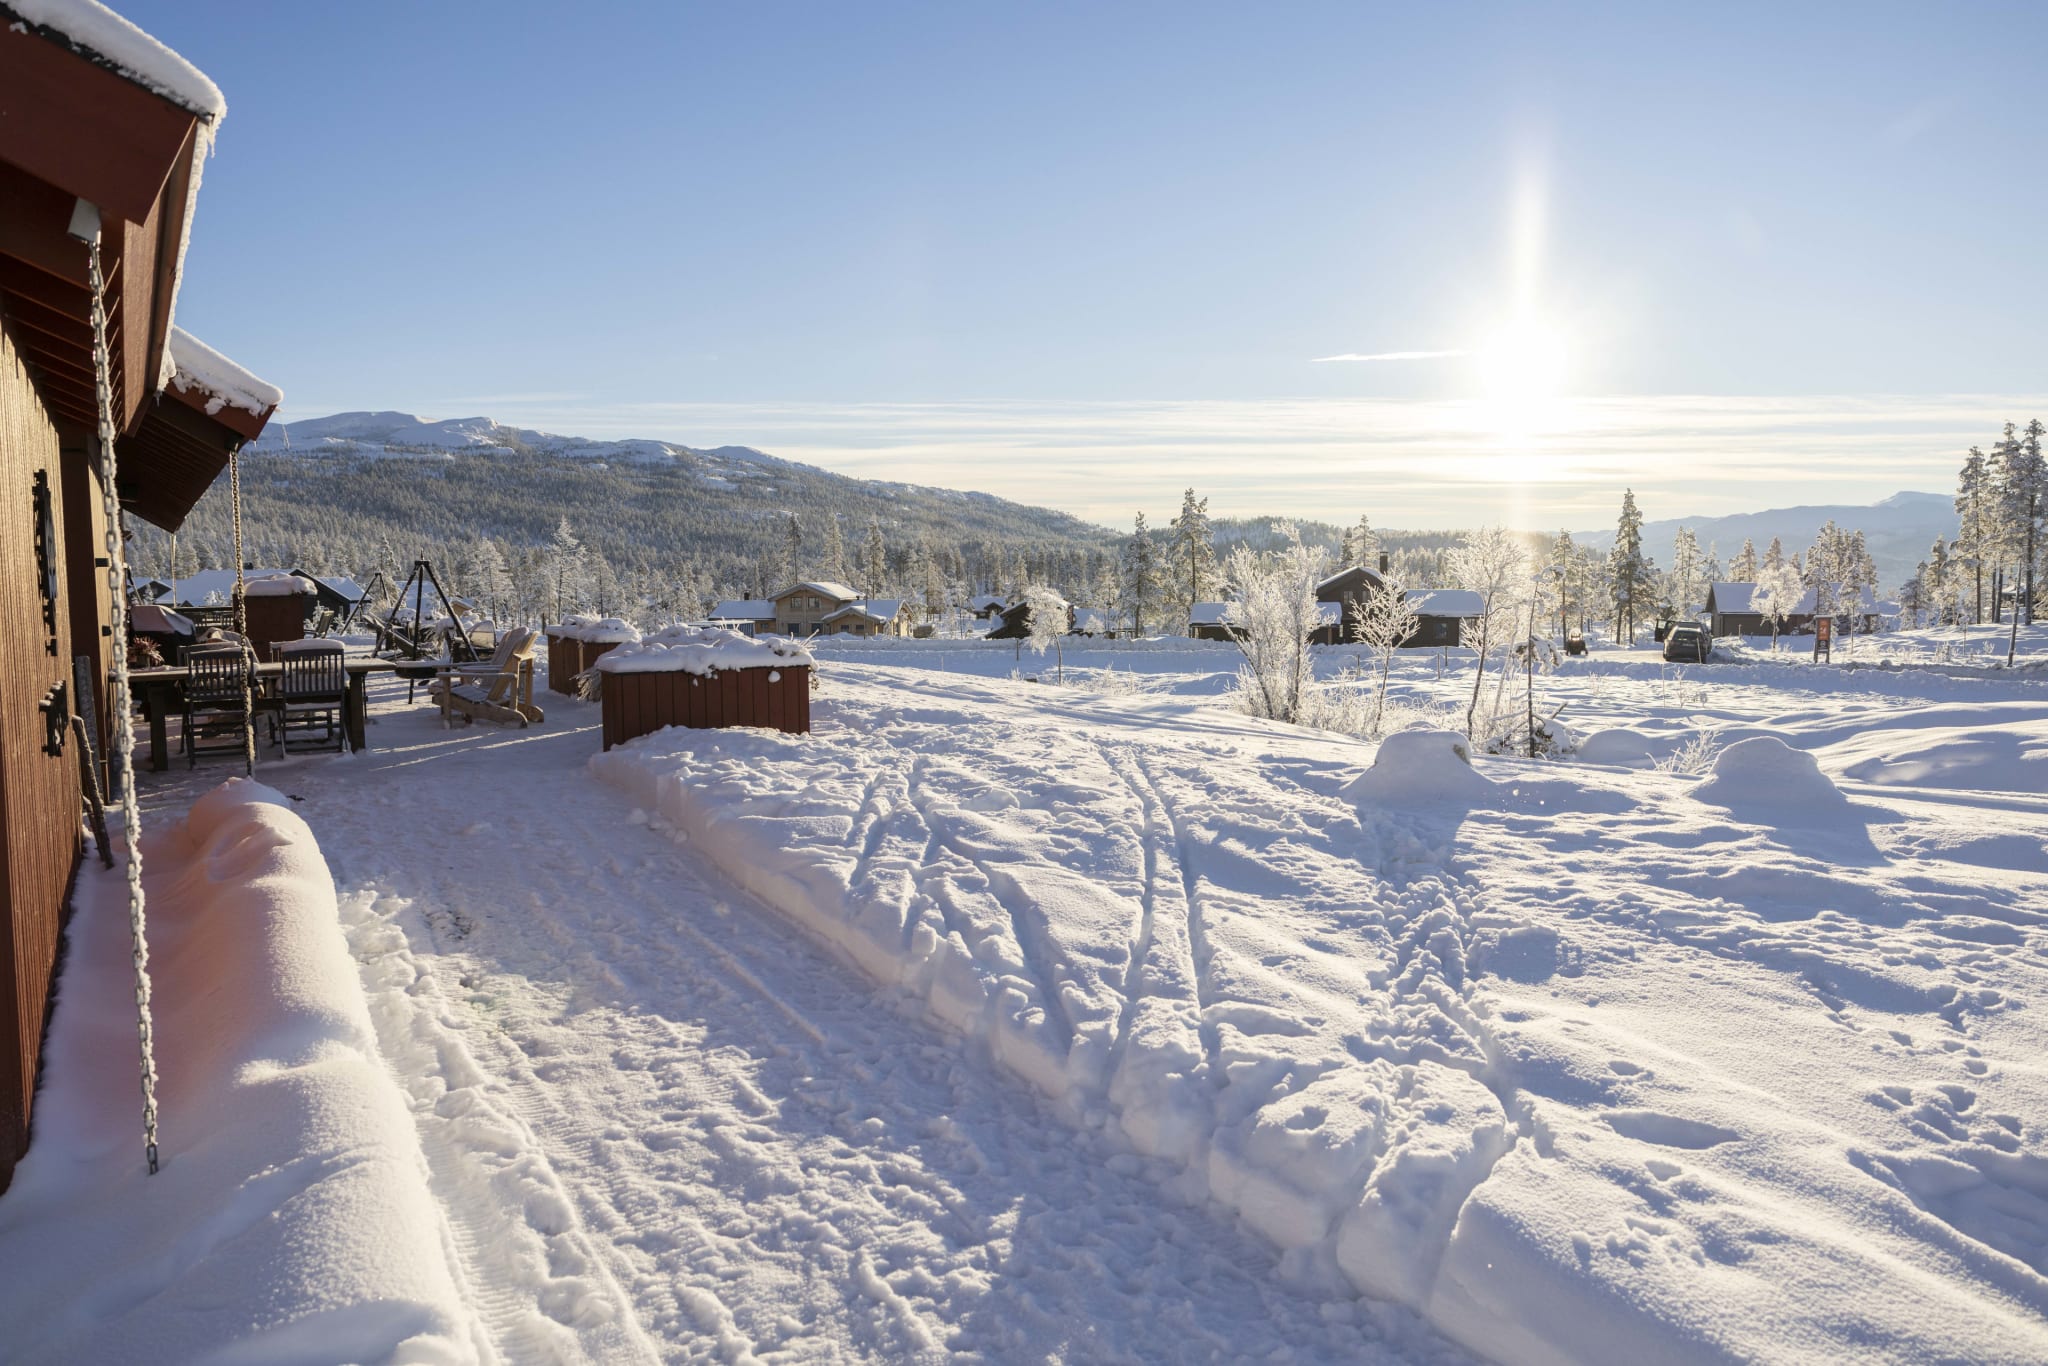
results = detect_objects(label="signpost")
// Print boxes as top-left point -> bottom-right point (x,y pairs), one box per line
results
1813,615 -> 1832,663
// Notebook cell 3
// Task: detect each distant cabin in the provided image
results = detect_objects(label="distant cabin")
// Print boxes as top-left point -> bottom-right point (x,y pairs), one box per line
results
707,599 -> 777,635
966,593 -> 1010,621
1070,606 -> 1112,637
1403,589 -> 1485,647
772,580 -> 865,636
1704,581 -> 1880,637
1311,564 -> 1392,644
1188,602 -> 1237,641
987,595 -> 1073,640
820,598 -> 910,637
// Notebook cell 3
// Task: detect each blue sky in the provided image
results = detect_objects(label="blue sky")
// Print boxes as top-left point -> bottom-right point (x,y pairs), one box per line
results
134,2 -> 2048,528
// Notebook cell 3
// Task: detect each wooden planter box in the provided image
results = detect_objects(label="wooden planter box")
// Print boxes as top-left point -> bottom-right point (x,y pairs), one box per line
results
544,629 -> 583,696
245,593 -> 306,662
544,633 -> 631,696
601,665 -> 811,750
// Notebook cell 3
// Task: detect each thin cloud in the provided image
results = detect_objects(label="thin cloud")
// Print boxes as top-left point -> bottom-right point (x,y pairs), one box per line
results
1310,349 -> 1469,363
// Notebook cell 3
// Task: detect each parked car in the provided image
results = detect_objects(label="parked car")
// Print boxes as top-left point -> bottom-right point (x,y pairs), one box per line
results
1663,622 -> 1712,663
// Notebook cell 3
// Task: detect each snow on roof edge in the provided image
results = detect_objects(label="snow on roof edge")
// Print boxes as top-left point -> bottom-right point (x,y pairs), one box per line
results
6,0 -> 226,121
167,326 -> 281,417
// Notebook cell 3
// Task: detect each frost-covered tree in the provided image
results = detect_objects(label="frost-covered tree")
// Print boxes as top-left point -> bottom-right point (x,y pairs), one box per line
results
858,516 -> 888,599
1339,512 -> 1377,568
1125,512 -> 1160,637
780,512 -> 804,590
818,513 -> 847,584
1167,489 -> 1218,634
1730,537 -> 1758,584
1753,558 -> 1807,650
1671,526 -> 1703,616
1221,523 -> 1328,725
1955,444 -> 1993,623
1023,583 -> 1067,682
1608,489 -> 1652,641
1451,525 -> 1528,739
1925,536 -> 1952,624
542,517 -> 591,622
1352,573 -> 1420,737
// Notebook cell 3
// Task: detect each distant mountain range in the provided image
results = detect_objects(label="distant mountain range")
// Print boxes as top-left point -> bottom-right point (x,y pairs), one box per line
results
1575,491 -> 1954,591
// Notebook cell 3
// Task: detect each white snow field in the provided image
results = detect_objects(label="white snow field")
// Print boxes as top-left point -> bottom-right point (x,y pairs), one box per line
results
13,625 -> 2045,1363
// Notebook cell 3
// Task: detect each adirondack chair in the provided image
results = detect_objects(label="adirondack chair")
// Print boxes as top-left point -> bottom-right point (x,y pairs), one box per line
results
433,626 -> 544,728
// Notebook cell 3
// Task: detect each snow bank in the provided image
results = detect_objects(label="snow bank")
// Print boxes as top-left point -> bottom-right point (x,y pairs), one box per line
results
551,614 -> 642,645
1693,735 -> 1849,813
596,624 -> 813,675
0,780 -> 482,1365
1577,728 -> 1656,767
1346,730 -> 1495,803
166,327 -> 283,417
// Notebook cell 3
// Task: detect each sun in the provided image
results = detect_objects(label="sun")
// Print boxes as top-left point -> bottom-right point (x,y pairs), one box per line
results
1476,318 -> 1569,404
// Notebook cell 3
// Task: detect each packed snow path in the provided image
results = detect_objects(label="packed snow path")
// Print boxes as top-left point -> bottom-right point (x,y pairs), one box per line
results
218,685 -> 1462,1364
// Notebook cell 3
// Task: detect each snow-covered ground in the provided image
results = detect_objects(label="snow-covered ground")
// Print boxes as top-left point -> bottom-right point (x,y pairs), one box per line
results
15,624 -> 2046,1362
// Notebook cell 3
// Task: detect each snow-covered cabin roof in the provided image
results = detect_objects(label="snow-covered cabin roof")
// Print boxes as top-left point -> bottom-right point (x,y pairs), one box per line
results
1071,607 -> 1109,634
1189,602 -> 1234,627
1707,582 -> 1756,613
162,568 -> 289,605
166,328 -> 282,418
967,593 -> 1008,613
1316,565 -> 1386,592
300,574 -> 365,603
1405,589 -> 1486,618
776,580 -> 861,604
8,0 -> 227,121
709,599 -> 777,621
822,598 -> 905,624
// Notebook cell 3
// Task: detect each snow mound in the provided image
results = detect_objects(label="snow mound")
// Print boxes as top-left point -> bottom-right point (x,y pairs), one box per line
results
552,614 -> 642,645
1578,728 -> 1657,767
1693,735 -> 1848,812
1346,730 -> 1494,803
241,572 -> 312,596
0,779 -> 482,1364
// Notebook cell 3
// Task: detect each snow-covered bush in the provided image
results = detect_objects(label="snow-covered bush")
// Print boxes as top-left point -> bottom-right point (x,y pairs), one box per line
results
1023,583 -> 1067,683
1222,523 -> 1327,724
1655,729 -> 1725,776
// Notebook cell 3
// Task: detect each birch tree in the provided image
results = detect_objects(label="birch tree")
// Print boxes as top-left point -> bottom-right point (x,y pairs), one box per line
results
1221,523 -> 1327,725
1451,525 -> 1528,740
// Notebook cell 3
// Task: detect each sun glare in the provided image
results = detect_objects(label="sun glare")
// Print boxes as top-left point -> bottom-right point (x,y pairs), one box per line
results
1477,318 -> 1568,404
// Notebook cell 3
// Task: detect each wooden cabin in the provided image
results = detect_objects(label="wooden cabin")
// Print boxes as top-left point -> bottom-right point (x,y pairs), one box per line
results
987,595 -> 1073,640
0,4 -> 278,1192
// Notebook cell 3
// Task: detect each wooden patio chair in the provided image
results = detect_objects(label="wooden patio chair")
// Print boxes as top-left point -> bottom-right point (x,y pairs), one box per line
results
182,643 -> 253,766
270,640 -> 347,754
433,626 -> 544,728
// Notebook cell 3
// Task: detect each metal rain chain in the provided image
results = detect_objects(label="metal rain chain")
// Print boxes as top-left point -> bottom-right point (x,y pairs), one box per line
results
81,205 -> 162,1176
229,449 -> 254,775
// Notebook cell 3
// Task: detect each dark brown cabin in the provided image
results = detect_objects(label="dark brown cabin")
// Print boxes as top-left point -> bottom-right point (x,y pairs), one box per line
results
0,6 -> 277,1192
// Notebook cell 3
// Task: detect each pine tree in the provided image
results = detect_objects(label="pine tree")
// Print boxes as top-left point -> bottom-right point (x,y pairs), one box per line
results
1340,512 -> 1377,568
1956,445 -> 1992,623
1926,536 -> 1951,623
543,517 -> 589,622
819,513 -> 847,584
780,512 -> 804,590
1731,537 -> 1758,583
1608,489 -> 1649,640
1125,512 -> 1159,636
1167,489 -> 1217,634
1762,535 -> 1786,574
859,516 -> 888,599
1671,526 -> 1703,616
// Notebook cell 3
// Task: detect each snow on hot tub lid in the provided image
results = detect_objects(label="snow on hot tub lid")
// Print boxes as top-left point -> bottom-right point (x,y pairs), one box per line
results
594,625 -> 814,675
554,615 -> 643,645
242,573 -> 314,596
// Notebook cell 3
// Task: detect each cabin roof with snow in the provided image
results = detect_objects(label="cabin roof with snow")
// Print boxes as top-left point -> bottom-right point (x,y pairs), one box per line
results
822,598 -> 905,625
0,1 -> 279,530
1315,565 -> 1388,600
776,580 -> 861,604
1189,602 -> 1234,627
1405,589 -> 1486,618
966,593 -> 1008,613
709,599 -> 777,621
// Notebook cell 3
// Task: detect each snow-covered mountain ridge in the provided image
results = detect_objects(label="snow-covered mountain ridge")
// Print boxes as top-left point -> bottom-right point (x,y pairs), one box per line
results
248,409 -> 774,470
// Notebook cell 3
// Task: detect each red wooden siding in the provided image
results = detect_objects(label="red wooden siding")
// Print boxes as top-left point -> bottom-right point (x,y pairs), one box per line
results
0,317 -> 84,1194
244,592 -> 304,662
601,666 -> 811,750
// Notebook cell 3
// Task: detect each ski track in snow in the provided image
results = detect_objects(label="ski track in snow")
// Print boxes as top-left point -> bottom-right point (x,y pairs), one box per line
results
591,654 -> 2048,1364
255,696 -> 1463,1364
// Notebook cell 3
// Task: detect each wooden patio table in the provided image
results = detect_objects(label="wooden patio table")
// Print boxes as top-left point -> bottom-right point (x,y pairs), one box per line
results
129,658 -> 397,771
